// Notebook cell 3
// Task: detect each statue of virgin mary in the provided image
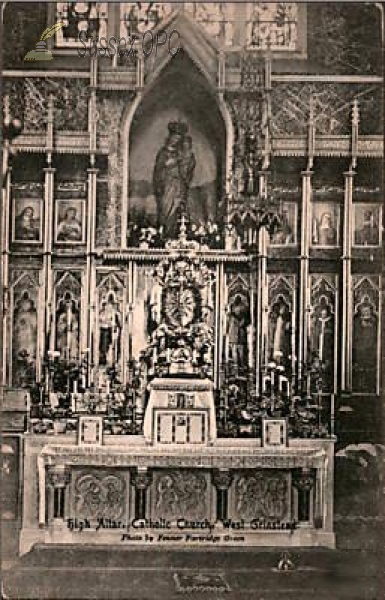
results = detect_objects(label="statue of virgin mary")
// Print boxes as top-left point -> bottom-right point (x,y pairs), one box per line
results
152,121 -> 195,236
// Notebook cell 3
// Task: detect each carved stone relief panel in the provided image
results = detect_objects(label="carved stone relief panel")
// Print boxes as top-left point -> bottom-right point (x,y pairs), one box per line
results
70,468 -> 128,522
230,470 -> 291,522
150,469 -> 210,521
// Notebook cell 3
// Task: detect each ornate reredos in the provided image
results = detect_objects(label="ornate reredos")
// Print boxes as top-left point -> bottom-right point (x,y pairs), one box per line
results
145,223 -> 215,379
153,224 -> 215,331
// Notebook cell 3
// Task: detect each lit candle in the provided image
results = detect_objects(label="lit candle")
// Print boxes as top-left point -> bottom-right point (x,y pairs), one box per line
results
73,380 -> 78,394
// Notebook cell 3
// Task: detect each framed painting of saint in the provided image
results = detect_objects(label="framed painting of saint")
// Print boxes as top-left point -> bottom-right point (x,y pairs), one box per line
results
12,197 -> 42,244
55,199 -> 86,244
311,202 -> 340,247
269,201 -> 297,246
353,204 -> 382,247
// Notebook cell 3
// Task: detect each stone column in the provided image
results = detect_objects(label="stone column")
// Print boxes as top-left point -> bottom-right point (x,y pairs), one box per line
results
131,468 -> 152,520
292,467 -> 315,523
299,170 -> 312,382
47,464 -> 71,520
213,469 -> 233,522
341,169 -> 354,390
1,164 -> 11,385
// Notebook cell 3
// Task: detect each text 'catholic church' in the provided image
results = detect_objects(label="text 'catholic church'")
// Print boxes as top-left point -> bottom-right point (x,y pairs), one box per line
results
1,2 -> 384,566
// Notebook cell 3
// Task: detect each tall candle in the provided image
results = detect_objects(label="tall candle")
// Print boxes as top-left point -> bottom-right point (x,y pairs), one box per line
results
71,393 -> 76,413
73,380 -> 78,394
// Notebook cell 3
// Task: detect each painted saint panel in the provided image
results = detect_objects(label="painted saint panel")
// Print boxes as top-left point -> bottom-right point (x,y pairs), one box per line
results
309,275 -> 337,392
311,202 -> 340,247
352,276 -> 380,394
55,199 -> 86,244
10,270 -> 40,387
269,201 -> 298,246
353,203 -> 382,247
267,276 -> 295,369
12,197 -> 42,243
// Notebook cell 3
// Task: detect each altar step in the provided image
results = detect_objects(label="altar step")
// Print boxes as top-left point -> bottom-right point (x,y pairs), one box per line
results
3,545 -> 381,600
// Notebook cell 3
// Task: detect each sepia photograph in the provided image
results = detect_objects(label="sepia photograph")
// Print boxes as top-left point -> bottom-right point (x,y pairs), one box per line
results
1,2 -> 384,599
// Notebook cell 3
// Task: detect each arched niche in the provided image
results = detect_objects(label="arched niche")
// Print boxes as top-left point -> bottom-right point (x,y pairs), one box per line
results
126,50 -> 226,235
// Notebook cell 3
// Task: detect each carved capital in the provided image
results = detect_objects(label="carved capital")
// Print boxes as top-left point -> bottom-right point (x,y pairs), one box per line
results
47,464 -> 71,488
292,467 -> 315,492
212,469 -> 233,491
131,469 -> 152,490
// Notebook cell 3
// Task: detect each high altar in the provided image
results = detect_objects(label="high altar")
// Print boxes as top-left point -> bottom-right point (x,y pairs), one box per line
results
2,2 -> 383,557
20,221 -> 336,553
